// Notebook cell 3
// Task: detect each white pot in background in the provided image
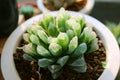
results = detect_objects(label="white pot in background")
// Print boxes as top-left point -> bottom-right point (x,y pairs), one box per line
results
37,0 -> 95,14
1,11 -> 120,80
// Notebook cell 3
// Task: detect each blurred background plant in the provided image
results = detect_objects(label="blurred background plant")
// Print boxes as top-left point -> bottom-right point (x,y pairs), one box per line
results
105,22 -> 120,46
43,0 -> 87,11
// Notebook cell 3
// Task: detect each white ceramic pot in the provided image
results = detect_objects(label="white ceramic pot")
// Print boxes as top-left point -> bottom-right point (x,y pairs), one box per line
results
1,11 -> 120,80
37,0 -> 95,14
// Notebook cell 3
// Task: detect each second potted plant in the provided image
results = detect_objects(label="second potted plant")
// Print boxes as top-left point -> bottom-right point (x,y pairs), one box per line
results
37,0 -> 95,14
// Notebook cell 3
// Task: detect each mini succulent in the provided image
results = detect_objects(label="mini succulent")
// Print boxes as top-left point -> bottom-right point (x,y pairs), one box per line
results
20,8 -> 98,79
19,5 -> 34,19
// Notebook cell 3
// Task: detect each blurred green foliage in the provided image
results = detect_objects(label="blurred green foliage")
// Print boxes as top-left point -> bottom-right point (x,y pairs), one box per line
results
105,22 -> 120,46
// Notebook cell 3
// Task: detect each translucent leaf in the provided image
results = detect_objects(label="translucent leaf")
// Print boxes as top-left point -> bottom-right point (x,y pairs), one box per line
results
69,56 -> 86,67
27,26 -> 33,34
49,43 -> 62,56
88,32 -> 97,43
39,19 -> 46,29
68,36 -> 78,54
38,58 -> 54,68
57,56 -> 69,67
23,33 -> 30,42
48,22 -> 59,37
79,27 -> 92,43
42,13 -> 54,30
23,54 -> 37,62
87,38 -> 99,53
27,24 -> 44,34
71,15 -> 85,29
31,25 -> 44,35
72,22 -> 81,36
79,27 -> 97,44
70,56 -> 87,72
37,45 -> 51,57
71,64 -> 87,73
30,34 -> 40,45
66,29 -> 75,40
57,32 -> 69,49
37,30 -> 49,44
23,43 -> 36,54
66,19 -> 81,36
48,65 -> 62,73
72,43 -> 87,58
51,70 -> 62,79
56,8 -> 70,32
48,37 -> 58,43
101,61 -> 107,69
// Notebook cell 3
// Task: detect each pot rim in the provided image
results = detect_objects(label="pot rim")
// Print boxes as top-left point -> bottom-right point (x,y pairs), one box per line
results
1,11 -> 120,80
37,0 -> 95,14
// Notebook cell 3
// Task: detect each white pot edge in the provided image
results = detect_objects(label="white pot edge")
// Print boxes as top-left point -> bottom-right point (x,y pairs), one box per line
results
1,11 -> 120,80
37,0 -> 95,14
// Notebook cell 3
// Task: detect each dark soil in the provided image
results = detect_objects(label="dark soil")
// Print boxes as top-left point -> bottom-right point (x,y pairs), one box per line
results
44,0 -> 87,11
13,39 -> 106,80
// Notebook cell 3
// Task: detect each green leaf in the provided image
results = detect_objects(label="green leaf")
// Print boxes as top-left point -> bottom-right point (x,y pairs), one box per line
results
72,23 -> 81,36
31,25 -> 44,35
51,70 -> 62,79
56,8 -> 70,32
66,29 -> 75,40
88,32 -> 97,43
30,34 -> 40,45
87,38 -> 99,53
66,19 -> 81,36
27,24 -> 44,34
23,33 -> 30,42
23,43 -> 36,54
23,54 -> 37,62
37,30 -> 49,44
57,32 -> 69,49
79,27 -> 97,44
39,19 -> 46,29
43,13 -> 54,30
48,22 -> 59,37
68,36 -> 78,54
69,56 -> 86,67
37,45 -> 51,57
71,64 -> 87,73
49,43 -> 62,56
38,58 -> 54,68
79,27 -> 91,43
72,43 -> 87,58
71,15 -> 85,29
48,65 -> 62,73
101,61 -> 107,69
57,56 -> 69,67
70,56 -> 87,72
48,37 -> 58,43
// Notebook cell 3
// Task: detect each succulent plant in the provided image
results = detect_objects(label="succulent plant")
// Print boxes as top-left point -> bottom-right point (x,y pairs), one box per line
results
44,0 -> 86,9
20,8 -> 98,79
19,5 -> 34,19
